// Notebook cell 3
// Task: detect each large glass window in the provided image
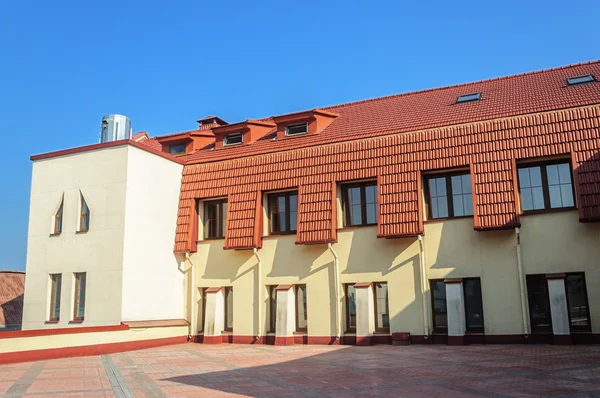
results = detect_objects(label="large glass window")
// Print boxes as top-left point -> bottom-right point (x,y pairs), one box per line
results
463,278 -> 484,332
430,280 -> 447,332
224,287 -> 233,331
342,181 -> 377,227
295,285 -> 308,332
268,285 -> 277,333
268,191 -> 298,234
526,275 -> 552,333
204,199 -> 227,239
518,161 -> 575,212
565,273 -> 591,332
425,172 -> 473,219
374,282 -> 389,332
345,284 -> 356,332
49,274 -> 62,322
73,273 -> 86,321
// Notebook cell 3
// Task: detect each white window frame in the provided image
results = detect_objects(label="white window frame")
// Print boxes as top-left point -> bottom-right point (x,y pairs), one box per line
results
224,133 -> 244,146
284,122 -> 308,136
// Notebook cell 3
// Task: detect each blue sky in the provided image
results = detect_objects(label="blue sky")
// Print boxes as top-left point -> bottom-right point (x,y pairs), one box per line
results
1,1 -> 599,271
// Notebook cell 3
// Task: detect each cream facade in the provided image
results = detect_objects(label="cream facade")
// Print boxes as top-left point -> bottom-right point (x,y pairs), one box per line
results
22,144 -> 185,330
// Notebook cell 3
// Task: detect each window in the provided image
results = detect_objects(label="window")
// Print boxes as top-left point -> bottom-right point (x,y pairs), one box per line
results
517,160 -> 575,212
73,273 -> 86,321
268,285 -> 277,333
169,143 -> 187,155
463,278 -> 485,332
526,274 -> 552,333
345,284 -> 356,332
566,74 -> 595,86
199,288 -> 207,332
342,181 -> 377,227
430,280 -> 447,332
49,274 -> 62,322
268,191 -> 298,234
54,199 -> 64,235
285,123 -> 308,136
374,282 -> 389,332
456,92 -> 481,103
425,172 -> 473,219
224,287 -> 233,331
224,133 -> 243,146
565,273 -> 591,332
80,194 -> 90,232
204,199 -> 227,239
295,285 -> 307,332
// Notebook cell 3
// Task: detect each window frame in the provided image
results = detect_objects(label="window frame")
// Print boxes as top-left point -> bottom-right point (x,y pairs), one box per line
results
73,272 -> 86,322
268,285 -> 277,333
430,279 -> 448,333
456,92 -> 481,104
345,283 -> 357,333
79,194 -> 90,232
526,274 -> 553,333
203,199 -> 228,240
295,284 -> 308,333
341,181 -> 378,227
223,133 -> 244,146
373,282 -> 390,333
223,287 -> 233,332
463,278 -> 485,333
565,272 -> 592,333
424,170 -> 474,220
267,191 -> 298,235
566,74 -> 595,86
54,200 -> 64,235
285,122 -> 308,136
199,287 -> 207,333
169,143 -> 187,155
517,159 -> 576,214
49,274 -> 62,322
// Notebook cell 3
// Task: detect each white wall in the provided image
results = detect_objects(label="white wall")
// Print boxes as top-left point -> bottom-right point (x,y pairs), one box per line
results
121,146 -> 184,321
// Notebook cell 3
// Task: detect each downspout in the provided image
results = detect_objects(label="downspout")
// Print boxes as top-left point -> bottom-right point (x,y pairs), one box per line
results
253,248 -> 262,340
515,227 -> 529,337
328,243 -> 341,340
418,235 -> 430,339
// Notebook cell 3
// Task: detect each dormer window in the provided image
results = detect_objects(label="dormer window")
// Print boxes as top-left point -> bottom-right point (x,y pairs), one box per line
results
224,133 -> 244,146
566,74 -> 595,86
285,123 -> 308,136
456,92 -> 481,104
169,143 -> 187,155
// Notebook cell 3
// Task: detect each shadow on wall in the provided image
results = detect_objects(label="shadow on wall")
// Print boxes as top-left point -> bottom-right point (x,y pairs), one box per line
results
199,242 -> 255,282
1,294 -> 24,331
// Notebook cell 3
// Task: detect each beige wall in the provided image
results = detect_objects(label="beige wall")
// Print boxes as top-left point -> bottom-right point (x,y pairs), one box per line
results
23,147 -> 129,330
188,210 -> 600,338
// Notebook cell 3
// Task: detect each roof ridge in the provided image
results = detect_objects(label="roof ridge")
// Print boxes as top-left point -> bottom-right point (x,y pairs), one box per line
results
321,59 -> 600,111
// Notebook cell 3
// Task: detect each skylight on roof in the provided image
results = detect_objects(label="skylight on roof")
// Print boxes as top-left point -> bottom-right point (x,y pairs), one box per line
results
566,74 -> 595,86
456,92 -> 481,104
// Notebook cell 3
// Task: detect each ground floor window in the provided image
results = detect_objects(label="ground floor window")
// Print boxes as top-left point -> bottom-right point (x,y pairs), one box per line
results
73,272 -> 86,321
374,282 -> 389,332
268,285 -> 277,333
463,278 -> 484,332
224,287 -> 233,331
430,280 -> 447,332
296,285 -> 307,332
49,274 -> 62,322
565,273 -> 591,332
526,274 -> 552,333
199,288 -> 207,332
345,284 -> 356,332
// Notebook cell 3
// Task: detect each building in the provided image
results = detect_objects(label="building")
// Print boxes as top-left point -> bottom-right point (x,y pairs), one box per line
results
21,61 -> 600,348
0,271 -> 25,331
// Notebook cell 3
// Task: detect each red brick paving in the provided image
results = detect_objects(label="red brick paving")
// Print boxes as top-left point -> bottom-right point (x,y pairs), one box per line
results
2,344 -> 600,397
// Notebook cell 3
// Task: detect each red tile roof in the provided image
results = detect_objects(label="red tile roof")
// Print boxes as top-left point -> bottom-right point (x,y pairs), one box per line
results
0,271 -> 25,329
174,61 -> 600,252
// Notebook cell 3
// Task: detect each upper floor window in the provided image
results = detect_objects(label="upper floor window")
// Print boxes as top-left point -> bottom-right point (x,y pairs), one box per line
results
285,123 -> 308,136
73,272 -> 86,321
425,172 -> 473,219
517,160 -> 574,213
342,181 -> 377,227
49,273 -> 62,322
224,133 -> 243,146
374,282 -> 389,332
79,194 -> 90,232
456,92 -> 481,104
268,191 -> 298,234
54,198 -> 64,235
204,199 -> 227,239
169,143 -> 187,155
566,74 -> 595,86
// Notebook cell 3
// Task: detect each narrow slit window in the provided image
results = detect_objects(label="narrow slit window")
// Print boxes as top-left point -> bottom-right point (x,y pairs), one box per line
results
456,92 -> 481,103
80,194 -> 90,232
374,282 -> 389,332
268,285 -> 277,333
345,284 -> 356,332
566,74 -> 595,86
463,278 -> 485,332
296,285 -> 307,332
73,273 -> 86,321
54,198 -> 64,235
526,274 -> 552,333
565,273 -> 591,332
224,133 -> 243,146
224,287 -> 233,331
430,280 -> 447,332
199,287 -> 207,332
49,274 -> 62,321
285,123 -> 308,136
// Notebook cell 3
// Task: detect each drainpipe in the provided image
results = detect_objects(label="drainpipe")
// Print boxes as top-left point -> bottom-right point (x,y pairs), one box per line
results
328,243 -> 341,340
418,235 -> 430,339
253,248 -> 262,340
515,227 -> 529,337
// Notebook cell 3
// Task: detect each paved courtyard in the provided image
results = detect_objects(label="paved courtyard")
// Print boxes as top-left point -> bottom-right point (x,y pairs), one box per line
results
2,343 -> 600,397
